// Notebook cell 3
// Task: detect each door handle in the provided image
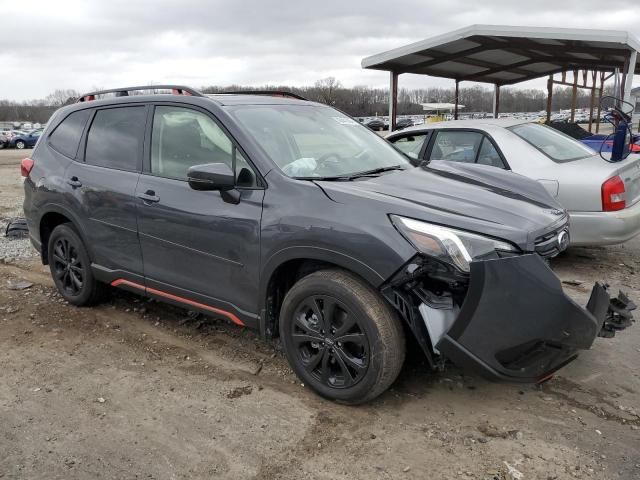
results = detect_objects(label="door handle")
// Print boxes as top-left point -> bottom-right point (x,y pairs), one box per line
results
137,190 -> 160,204
67,176 -> 82,188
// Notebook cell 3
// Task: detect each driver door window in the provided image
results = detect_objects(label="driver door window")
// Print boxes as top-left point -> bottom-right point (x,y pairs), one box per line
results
151,106 -> 257,186
430,131 -> 483,163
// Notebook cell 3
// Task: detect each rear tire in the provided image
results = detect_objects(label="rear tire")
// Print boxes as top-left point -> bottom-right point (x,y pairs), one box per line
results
15,140 -> 25,149
279,269 -> 405,404
47,224 -> 107,306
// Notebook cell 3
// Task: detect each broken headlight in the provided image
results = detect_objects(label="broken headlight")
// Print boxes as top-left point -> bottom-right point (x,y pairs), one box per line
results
391,215 -> 518,273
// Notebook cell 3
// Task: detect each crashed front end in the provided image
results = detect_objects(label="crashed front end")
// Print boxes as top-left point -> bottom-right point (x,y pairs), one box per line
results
383,216 -> 635,382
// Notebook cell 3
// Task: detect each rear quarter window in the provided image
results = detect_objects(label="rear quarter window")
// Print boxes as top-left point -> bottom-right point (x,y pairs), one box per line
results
48,109 -> 91,159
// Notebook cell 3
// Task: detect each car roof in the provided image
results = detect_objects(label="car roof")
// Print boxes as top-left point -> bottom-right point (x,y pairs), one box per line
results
55,93 -> 321,120
205,94 -> 317,106
392,118 -> 531,135
74,93 -> 316,108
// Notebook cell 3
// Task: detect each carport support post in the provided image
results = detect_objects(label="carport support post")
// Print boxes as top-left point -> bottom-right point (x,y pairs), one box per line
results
492,84 -> 500,119
454,80 -> 459,120
623,50 -> 637,106
595,71 -> 605,133
546,75 -> 553,123
570,70 -> 578,123
388,71 -> 398,132
588,70 -> 597,133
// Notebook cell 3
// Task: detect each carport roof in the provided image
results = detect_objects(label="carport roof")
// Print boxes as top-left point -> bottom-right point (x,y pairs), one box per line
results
361,25 -> 640,86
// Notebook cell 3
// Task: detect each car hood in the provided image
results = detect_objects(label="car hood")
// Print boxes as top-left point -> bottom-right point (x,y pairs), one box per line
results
315,162 -> 568,251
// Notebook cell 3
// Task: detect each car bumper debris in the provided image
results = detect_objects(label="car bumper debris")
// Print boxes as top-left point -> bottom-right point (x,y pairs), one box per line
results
383,253 -> 635,382
5,217 -> 29,238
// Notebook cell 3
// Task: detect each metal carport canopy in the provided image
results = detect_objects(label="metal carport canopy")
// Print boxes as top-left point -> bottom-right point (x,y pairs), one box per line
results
361,24 -> 640,129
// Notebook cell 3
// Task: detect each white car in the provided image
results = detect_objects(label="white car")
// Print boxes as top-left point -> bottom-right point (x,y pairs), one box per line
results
387,119 -> 640,246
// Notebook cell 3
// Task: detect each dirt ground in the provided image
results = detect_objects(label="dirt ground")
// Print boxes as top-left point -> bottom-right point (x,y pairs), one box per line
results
0,149 -> 639,480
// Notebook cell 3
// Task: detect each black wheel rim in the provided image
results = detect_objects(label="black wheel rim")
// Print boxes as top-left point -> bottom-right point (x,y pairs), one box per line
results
292,295 -> 369,389
52,237 -> 84,296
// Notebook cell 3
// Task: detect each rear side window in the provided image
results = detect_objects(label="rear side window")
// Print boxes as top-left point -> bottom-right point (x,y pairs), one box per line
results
85,107 -> 146,171
48,109 -> 91,158
476,137 -> 506,168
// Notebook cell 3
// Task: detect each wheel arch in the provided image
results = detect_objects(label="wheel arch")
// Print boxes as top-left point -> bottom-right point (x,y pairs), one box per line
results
259,246 -> 386,339
38,205 -> 94,265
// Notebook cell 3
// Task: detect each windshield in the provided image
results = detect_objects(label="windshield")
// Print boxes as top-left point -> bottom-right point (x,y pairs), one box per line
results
508,123 -> 595,162
229,105 -> 411,178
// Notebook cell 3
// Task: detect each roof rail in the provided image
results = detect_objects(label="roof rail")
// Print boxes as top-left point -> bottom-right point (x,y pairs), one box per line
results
76,85 -> 203,103
214,90 -> 308,101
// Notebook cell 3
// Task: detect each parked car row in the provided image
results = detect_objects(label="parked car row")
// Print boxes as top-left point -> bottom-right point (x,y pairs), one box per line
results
364,118 -> 414,132
0,129 -> 42,149
20,86 -> 634,404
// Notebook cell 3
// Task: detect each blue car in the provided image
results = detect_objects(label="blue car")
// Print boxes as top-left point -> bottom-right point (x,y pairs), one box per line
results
10,130 -> 42,149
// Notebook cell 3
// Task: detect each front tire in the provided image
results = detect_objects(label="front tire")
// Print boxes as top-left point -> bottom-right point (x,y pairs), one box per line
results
279,269 -> 405,404
15,140 -> 25,149
47,224 -> 106,306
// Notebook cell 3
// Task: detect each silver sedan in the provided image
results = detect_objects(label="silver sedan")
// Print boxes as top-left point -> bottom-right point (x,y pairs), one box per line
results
387,119 -> 640,246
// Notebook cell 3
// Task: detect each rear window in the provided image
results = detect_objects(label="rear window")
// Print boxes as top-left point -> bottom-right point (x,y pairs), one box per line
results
48,109 -> 91,158
85,107 -> 146,171
508,123 -> 595,162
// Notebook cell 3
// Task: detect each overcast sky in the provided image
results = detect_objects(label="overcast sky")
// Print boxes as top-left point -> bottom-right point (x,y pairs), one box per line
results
1,0 -> 639,101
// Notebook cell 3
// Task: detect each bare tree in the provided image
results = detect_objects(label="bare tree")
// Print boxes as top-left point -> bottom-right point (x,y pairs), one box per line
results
44,89 -> 80,106
313,77 -> 342,105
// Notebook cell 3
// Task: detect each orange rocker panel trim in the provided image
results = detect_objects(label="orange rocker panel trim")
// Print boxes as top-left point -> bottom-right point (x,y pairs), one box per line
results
110,279 -> 245,326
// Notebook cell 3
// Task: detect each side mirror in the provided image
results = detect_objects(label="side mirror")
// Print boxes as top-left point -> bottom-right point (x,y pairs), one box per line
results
187,163 -> 235,191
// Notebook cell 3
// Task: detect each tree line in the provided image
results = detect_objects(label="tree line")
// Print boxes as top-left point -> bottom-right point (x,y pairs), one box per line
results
0,80 -> 616,124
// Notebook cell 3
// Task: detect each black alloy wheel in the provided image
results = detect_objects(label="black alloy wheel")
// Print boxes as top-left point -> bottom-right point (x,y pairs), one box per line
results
280,269 -> 405,404
292,295 -> 370,389
52,236 -> 84,296
47,224 -> 107,305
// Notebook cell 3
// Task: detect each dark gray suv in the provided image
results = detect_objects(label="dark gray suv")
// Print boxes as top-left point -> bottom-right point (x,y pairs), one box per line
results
21,86 -> 633,404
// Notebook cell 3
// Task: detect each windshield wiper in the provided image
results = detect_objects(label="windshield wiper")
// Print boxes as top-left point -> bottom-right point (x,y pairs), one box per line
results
344,165 -> 406,179
293,175 -> 352,181
293,165 -> 407,182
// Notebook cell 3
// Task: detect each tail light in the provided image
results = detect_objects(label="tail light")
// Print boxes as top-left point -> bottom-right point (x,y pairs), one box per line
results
20,157 -> 34,177
602,175 -> 626,212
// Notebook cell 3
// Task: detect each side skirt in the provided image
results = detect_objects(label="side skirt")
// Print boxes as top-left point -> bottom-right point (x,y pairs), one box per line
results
92,264 -> 257,329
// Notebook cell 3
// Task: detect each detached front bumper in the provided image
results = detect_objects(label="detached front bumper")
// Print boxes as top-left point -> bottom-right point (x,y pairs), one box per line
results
434,254 -> 634,382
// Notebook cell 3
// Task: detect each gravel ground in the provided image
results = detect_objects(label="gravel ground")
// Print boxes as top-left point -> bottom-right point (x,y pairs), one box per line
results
0,149 -> 639,479
0,150 -> 37,261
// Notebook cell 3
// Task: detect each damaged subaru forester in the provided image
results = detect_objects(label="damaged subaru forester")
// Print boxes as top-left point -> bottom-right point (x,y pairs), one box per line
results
22,86 -> 635,404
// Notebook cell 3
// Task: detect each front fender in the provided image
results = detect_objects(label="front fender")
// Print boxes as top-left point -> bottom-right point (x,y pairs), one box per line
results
258,245 -> 390,337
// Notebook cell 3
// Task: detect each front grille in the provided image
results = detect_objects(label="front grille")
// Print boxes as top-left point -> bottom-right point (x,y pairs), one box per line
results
535,226 -> 569,258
